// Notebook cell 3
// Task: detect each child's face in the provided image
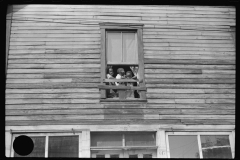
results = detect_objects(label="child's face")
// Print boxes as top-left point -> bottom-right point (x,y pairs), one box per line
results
120,69 -> 125,76
109,69 -> 114,76
126,72 -> 132,78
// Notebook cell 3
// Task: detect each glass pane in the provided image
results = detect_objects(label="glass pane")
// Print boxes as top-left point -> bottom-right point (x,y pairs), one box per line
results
91,132 -> 122,147
125,132 -> 156,146
107,32 -> 122,63
48,136 -> 79,158
201,135 -> 232,158
14,136 -> 45,157
200,135 -> 230,148
96,155 -> 105,158
143,154 -> 152,158
202,147 -> 232,158
129,154 -> 138,158
168,135 -> 199,158
123,33 -> 137,63
110,154 -> 119,158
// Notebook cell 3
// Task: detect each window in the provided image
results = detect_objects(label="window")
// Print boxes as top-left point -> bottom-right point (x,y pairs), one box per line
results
98,23 -> 146,102
90,132 -> 157,158
166,132 -> 234,158
11,133 -> 81,158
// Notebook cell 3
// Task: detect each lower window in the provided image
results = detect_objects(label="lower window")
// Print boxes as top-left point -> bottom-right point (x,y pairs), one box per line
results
166,132 -> 234,159
12,133 -> 80,158
90,132 -> 157,158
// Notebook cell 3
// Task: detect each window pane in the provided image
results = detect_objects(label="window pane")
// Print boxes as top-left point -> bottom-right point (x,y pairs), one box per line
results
129,154 -> 138,158
125,132 -> 155,146
143,154 -> 152,158
48,136 -> 79,158
110,154 -> 119,158
200,135 -> 230,148
96,155 -> 105,158
107,32 -> 122,63
200,135 -> 232,158
123,33 -> 137,63
14,136 -> 45,157
202,147 -> 232,158
168,135 -> 199,158
91,132 -> 122,147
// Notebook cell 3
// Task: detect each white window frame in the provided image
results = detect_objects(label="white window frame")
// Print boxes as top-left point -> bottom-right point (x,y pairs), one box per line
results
90,132 -> 158,158
10,132 -> 82,158
166,132 -> 235,159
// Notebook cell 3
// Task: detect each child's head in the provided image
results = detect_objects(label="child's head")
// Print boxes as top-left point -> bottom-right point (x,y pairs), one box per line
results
126,71 -> 132,78
108,68 -> 114,76
117,68 -> 125,76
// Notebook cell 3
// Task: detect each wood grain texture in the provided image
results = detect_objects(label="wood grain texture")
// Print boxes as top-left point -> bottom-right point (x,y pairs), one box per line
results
6,5 -> 13,75
6,5 -> 235,126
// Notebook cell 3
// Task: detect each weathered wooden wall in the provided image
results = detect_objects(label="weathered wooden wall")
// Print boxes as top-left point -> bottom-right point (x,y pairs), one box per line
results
6,5 -> 235,126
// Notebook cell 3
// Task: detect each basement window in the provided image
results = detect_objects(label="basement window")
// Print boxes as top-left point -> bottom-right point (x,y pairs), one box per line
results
98,23 -> 146,102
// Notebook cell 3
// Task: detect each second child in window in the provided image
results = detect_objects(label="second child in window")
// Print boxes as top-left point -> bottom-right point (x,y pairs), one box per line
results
125,71 -> 135,98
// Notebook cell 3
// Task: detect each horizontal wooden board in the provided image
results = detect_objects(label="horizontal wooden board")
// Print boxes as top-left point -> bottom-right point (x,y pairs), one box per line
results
8,64 -> 100,69
6,78 -> 100,83
144,59 -> 235,65
144,43 -> 234,48
146,93 -> 235,99
9,45 -> 100,49
6,87 -> 99,93
202,70 -> 235,74
10,37 -> 100,42
9,49 -> 101,54
145,84 -> 235,89
143,39 -> 234,44
144,47 -> 235,52
145,79 -> 235,84
144,74 -> 235,79
8,59 -> 100,64
7,73 -> 101,79
145,69 -> 202,74
11,30 -> 100,34
10,42 -> 101,46
144,64 -> 235,70
144,55 -> 234,60
8,54 -> 100,59
6,93 -> 100,99
143,35 -> 232,40
6,103 -> 235,110
7,69 -> 100,73
6,99 -> 99,104
147,89 -> 235,93
5,114 -> 234,121
6,83 -> 100,89
5,108 -> 234,116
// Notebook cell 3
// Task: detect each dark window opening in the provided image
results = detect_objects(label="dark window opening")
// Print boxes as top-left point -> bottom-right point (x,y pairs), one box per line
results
106,65 -> 140,99
110,154 -> 119,158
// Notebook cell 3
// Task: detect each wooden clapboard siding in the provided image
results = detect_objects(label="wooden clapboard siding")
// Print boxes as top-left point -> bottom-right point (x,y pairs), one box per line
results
5,5 -> 235,126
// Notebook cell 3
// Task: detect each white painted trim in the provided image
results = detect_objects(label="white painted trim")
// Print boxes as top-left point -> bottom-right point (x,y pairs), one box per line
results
197,133 -> 203,158
5,131 -> 12,157
45,136 -> 48,158
229,131 -> 235,158
5,125 -> 235,132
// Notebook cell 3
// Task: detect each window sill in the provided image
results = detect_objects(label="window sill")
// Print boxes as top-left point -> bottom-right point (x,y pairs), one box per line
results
100,99 -> 147,103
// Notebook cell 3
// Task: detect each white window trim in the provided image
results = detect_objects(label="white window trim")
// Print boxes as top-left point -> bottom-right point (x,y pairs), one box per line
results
166,132 -> 235,159
10,132 -> 82,158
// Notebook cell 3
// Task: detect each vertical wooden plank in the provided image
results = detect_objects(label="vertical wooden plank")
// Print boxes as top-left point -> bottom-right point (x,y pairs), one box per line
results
45,136 -> 49,158
100,28 -> 106,98
78,133 -> 82,158
156,130 -> 167,158
5,131 -> 12,157
230,131 -> 235,158
6,5 -> 12,76
81,130 -> 90,158
137,28 -> 146,100
197,134 -> 203,158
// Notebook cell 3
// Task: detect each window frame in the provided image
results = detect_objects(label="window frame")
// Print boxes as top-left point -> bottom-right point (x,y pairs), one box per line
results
99,23 -> 146,101
165,132 -> 235,159
10,132 -> 82,158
